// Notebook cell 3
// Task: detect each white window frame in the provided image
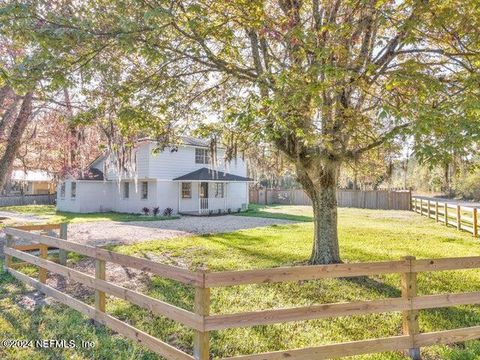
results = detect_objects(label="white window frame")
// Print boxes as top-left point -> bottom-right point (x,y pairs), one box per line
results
214,182 -> 224,198
182,182 -> 192,199
195,148 -> 210,164
71,182 -> 76,199
123,182 -> 130,199
141,181 -> 148,200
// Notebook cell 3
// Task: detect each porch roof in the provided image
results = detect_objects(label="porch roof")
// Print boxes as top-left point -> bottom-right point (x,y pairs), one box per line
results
173,167 -> 253,182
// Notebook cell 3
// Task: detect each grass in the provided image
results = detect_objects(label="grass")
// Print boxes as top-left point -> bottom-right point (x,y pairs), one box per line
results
2,206 -> 480,359
0,205 -> 179,225
235,203 -> 313,222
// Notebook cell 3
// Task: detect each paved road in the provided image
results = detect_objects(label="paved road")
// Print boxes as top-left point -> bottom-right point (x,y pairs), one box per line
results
413,195 -> 480,208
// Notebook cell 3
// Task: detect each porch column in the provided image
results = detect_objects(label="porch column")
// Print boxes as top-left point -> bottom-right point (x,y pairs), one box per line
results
177,182 -> 181,213
224,182 -> 227,211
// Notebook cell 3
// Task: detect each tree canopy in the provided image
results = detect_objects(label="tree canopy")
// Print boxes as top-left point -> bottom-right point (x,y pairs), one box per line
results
1,0 -> 479,263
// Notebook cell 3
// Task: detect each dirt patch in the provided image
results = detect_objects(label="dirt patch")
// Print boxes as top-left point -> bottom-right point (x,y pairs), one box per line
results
1,214 -> 295,303
66,215 -> 295,247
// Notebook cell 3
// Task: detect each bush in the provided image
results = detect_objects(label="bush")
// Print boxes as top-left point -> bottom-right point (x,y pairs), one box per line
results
455,171 -> 480,200
218,209 -> 222,214
142,207 -> 150,215
227,208 -> 231,214
163,207 -> 173,217
152,207 -> 160,216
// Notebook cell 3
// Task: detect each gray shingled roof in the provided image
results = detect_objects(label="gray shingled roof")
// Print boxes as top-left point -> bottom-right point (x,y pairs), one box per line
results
180,136 -> 211,147
77,167 -> 104,180
137,136 -> 213,148
173,167 -> 253,182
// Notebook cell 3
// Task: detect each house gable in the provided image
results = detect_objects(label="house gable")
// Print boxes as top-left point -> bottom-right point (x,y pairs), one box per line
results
97,139 -> 246,181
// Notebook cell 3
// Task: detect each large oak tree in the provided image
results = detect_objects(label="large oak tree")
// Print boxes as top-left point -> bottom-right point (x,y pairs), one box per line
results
2,0 -> 479,263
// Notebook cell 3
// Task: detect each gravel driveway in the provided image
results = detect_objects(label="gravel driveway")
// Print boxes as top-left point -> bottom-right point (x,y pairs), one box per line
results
66,215 -> 294,247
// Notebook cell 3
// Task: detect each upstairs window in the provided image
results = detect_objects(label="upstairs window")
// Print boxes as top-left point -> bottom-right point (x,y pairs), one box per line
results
123,182 -> 130,199
60,183 -> 66,198
141,181 -> 148,199
71,182 -> 76,199
195,148 -> 210,164
182,183 -> 192,198
214,183 -> 224,198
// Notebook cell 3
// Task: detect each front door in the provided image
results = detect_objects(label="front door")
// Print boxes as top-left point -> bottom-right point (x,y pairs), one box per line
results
200,182 -> 208,210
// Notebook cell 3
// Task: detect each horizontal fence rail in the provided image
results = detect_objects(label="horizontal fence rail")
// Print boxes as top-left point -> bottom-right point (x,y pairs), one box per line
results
4,226 -> 480,359
412,196 -> 479,237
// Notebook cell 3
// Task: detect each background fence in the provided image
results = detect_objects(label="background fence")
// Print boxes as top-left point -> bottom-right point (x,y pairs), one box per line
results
250,189 -> 412,210
412,196 -> 480,237
5,226 -> 480,359
0,194 -> 55,207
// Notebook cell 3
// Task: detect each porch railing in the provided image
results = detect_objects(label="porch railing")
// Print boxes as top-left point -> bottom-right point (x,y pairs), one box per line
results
199,197 -> 227,214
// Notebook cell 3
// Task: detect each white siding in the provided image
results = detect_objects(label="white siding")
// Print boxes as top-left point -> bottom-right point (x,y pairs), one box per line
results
57,180 -> 114,213
136,143 -> 150,178
156,181 -> 179,213
226,182 -> 248,210
147,144 -> 247,179
112,180 -> 158,213
178,182 -> 200,212
98,142 -> 247,181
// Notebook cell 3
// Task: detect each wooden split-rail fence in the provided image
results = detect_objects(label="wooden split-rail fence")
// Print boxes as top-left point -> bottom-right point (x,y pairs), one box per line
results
412,196 -> 480,237
5,225 -> 480,359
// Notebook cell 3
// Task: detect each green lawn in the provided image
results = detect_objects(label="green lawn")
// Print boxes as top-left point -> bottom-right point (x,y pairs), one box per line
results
235,203 -> 313,222
0,205 -> 178,225
2,206 -> 480,359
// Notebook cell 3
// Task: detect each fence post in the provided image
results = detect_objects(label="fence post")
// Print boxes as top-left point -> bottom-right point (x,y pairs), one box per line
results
194,275 -> 210,360
4,234 -> 13,270
414,198 -> 417,213
59,223 -> 68,266
444,203 -> 448,225
427,200 -> 431,218
435,202 -> 439,222
474,208 -> 478,237
38,244 -> 48,283
419,199 -> 423,216
401,256 -> 421,360
95,259 -> 106,313
457,205 -> 461,230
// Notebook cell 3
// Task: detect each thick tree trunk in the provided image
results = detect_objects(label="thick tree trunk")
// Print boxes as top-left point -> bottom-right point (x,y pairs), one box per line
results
0,92 -> 34,191
297,160 -> 341,264
443,162 -> 449,194
0,97 -> 20,139
0,86 -> 13,109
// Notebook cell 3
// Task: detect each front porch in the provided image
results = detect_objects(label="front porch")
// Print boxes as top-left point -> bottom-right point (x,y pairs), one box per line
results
173,167 -> 252,216
177,182 -> 245,215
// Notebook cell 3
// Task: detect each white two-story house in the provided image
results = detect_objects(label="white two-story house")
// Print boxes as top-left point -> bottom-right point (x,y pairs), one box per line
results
56,137 -> 252,215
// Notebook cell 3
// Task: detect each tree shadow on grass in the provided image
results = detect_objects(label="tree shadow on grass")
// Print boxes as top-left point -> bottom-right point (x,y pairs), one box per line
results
235,204 -> 313,222
342,276 -> 401,298
205,233 -> 305,269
